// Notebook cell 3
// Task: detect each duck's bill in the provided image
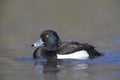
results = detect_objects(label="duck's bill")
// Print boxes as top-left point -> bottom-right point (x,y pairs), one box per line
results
31,38 -> 44,47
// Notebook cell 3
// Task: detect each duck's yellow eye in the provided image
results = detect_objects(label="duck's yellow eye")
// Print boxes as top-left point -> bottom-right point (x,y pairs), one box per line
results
45,34 -> 49,38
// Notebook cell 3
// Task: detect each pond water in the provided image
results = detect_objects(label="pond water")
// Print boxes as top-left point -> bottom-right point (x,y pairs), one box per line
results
1,52 -> 120,80
0,0 -> 120,80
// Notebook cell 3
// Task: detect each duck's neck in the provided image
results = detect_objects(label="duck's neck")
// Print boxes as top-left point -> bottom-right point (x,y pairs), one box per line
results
42,50 -> 57,58
44,45 -> 58,51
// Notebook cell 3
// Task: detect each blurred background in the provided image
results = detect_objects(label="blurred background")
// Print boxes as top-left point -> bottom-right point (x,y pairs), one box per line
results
0,0 -> 120,80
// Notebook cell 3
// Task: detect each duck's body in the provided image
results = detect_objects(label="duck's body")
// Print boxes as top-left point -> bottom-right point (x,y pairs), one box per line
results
32,30 -> 103,59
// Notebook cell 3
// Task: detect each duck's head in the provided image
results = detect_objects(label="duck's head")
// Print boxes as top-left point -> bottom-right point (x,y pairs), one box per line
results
31,30 -> 61,51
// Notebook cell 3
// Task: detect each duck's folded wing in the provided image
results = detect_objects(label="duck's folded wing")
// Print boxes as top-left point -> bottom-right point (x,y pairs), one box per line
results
57,41 -> 103,58
57,41 -> 89,54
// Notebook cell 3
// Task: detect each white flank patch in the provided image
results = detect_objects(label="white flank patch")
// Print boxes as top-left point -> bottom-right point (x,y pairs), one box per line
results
57,50 -> 89,60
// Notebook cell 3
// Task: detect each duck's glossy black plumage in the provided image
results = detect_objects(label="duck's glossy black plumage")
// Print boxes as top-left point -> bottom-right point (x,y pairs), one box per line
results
32,30 -> 103,59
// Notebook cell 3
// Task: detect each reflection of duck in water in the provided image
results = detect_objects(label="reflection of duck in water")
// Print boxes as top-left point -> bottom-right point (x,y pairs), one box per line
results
34,58 -> 59,80
34,58 -> 59,73
33,58 -> 89,80
31,30 -> 103,59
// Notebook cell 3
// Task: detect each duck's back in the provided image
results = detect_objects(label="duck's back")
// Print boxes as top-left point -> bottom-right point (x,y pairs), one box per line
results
57,41 -> 102,59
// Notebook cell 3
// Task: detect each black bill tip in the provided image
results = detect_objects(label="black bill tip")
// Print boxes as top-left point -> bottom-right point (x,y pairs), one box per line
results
31,44 -> 34,47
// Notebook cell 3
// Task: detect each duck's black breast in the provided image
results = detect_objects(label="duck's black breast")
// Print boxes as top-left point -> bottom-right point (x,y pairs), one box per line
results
33,47 -> 57,58
57,41 -> 102,59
